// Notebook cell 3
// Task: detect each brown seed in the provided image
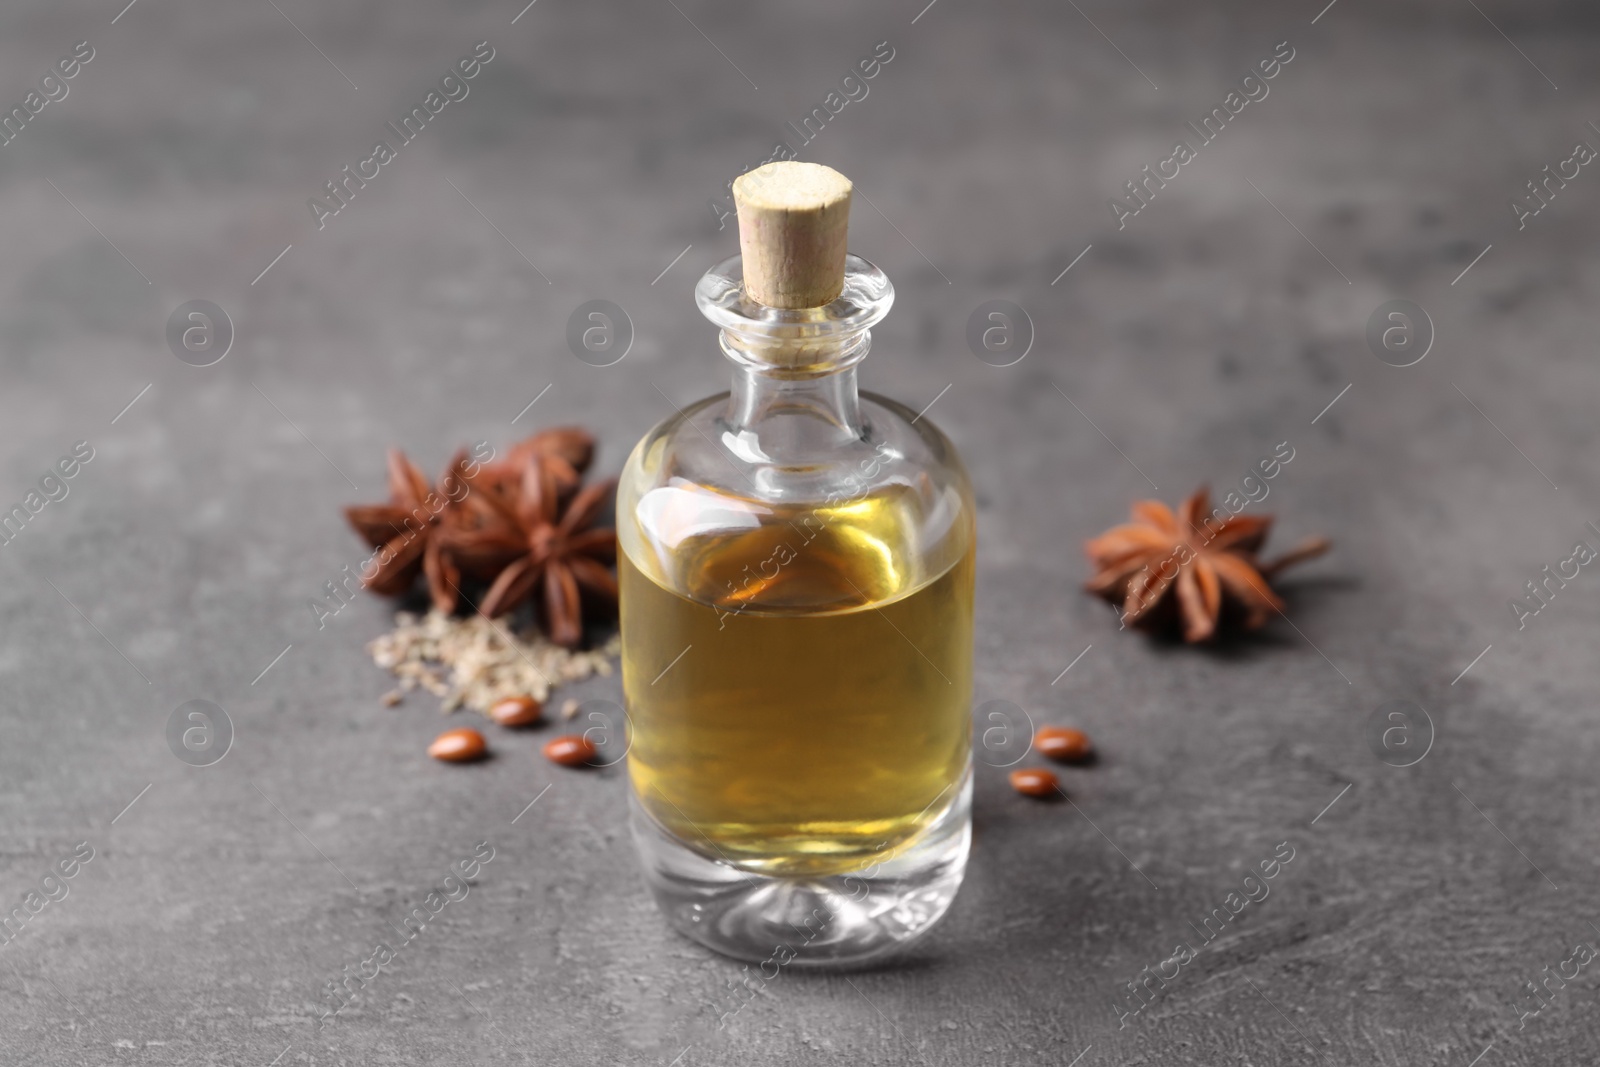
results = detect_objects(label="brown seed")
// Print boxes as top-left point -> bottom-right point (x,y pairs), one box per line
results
543,734 -> 597,767
428,727 -> 488,763
1009,768 -> 1060,798
489,695 -> 543,728
1035,726 -> 1093,764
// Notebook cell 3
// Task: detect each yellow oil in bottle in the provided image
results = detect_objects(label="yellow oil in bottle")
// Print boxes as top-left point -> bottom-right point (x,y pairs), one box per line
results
621,484 -> 974,877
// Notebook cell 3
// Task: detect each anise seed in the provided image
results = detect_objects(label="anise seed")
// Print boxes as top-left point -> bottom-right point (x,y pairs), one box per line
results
489,695 -> 543,728
1009,768 -> 1060,798
429,728 -> 488,763
543,734 -> 596,767
1036,726 -> 1093,764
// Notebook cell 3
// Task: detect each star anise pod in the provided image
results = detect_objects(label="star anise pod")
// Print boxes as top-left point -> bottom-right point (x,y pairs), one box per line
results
474,427 -> 594,510
417,427 -> 597,587
343,448 -> 475,613
1084,487 -> 1329,642
469,458 -> 618,648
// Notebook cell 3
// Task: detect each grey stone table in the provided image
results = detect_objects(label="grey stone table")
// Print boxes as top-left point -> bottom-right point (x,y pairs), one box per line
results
2,0 -> 1597,1063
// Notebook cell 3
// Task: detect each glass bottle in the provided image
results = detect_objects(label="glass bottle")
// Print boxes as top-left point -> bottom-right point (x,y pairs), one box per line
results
618,163 -> 975,965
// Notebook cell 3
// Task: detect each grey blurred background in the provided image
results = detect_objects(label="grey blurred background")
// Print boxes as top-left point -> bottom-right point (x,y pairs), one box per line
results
2,0 -> 1599,1063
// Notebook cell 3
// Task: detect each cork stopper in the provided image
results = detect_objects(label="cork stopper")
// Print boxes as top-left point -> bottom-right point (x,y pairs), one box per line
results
733,161 -> 852,309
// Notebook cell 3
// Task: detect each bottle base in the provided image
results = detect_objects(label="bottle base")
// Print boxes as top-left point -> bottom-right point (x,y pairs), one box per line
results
629,769 -> 971,967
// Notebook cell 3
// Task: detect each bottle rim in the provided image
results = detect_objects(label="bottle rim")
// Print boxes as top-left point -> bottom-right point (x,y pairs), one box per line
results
696,253 -> 895,343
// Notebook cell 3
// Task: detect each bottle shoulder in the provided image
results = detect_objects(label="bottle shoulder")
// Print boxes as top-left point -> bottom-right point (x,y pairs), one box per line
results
618,390 -> 973,612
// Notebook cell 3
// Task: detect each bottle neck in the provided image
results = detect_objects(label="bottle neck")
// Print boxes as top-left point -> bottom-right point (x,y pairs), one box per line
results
696,252 -> 893,454
725,359 -> 864,445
